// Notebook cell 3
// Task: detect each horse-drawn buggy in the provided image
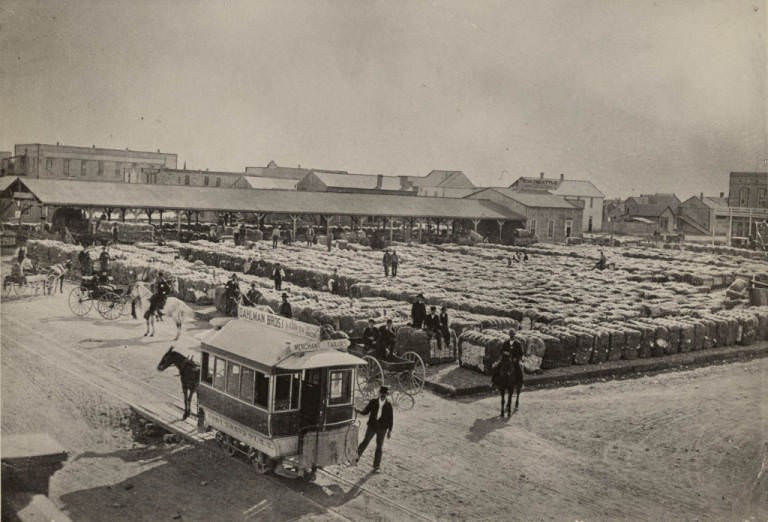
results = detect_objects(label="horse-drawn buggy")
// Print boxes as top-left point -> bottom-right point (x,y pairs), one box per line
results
68,274 -> 133,320
348,345 -> 426,403
195,306 -> 368,480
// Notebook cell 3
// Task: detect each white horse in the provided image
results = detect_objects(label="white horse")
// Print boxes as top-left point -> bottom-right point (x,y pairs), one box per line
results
129,280 -> 194,340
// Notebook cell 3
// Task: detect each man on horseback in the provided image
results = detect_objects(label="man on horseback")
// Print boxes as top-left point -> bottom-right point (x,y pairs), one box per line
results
146,271 -> 172,322
492,331 -> 524,416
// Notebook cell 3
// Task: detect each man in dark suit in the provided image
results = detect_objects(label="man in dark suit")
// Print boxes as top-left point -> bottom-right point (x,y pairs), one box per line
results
411,293 -> 427,328
356,386 -> 394,472
362,319 -> 379,352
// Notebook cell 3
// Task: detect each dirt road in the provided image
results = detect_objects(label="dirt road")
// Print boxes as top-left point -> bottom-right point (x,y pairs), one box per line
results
2,286 -> 767,521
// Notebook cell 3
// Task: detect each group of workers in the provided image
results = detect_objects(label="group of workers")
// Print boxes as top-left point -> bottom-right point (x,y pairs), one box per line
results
411,293 -> 451,348
382,250 -> 400,277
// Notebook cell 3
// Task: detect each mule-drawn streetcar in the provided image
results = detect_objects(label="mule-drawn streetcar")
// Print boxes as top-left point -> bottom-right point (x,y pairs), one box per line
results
196,306 -> 367,480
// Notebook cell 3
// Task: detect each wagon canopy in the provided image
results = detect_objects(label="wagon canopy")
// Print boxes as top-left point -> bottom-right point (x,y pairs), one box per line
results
201,319 -> 364,373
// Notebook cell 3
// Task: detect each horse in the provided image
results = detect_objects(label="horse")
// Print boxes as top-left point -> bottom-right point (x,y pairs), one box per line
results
157,346 -> 200,420
491,355 -> 523,416
129,281 -> 194,340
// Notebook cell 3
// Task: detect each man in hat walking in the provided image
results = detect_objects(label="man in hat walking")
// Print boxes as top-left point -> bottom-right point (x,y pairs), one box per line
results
356,385 -> 393,472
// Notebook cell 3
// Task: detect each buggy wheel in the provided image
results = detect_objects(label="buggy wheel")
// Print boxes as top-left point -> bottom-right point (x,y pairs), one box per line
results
356,356 -> 384,398
2,278 -> 17,297
402,351 -> 426,395
222,435 -> 237,457
390,390 -> 415,411
119,295 -> 133,316
97,292 -> 124,320
68,287 -> 92,316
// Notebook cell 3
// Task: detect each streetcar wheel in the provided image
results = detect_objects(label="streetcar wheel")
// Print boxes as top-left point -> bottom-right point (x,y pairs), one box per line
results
223,435 -> 237,457
402,351 -> 426,395
356,355 -> 384,398
248,449 -> 274,474
68,287 -> 92,316
97,292 -> 124,320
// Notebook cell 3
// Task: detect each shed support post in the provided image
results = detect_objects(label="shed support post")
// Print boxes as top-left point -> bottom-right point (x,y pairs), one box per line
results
120,209 -> 126,222
389,217 -> 394,242
326,215 -> 335,235
418,219 -> 423,243
159,210 -> 163,227
408,218 -> 414,244
472,219 -> 480,233
291,214 -> 298,244
728,213 -> 733,246
497,220 -> 505,242
146,209 -> 152,225
176,211 -> 182,240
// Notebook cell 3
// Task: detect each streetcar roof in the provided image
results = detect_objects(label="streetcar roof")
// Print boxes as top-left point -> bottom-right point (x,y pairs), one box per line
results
201,319 -> 363,372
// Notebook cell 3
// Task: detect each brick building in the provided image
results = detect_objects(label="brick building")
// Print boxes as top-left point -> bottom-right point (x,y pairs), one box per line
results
0,143 -> 177,182
149,167 -> 245,188
509,173 -> 604,232
465,187 -> 583,242
297,170 -> 417,196
244,160 -> 312,181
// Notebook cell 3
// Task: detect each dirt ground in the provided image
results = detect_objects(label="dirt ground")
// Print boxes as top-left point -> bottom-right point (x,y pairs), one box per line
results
2,282 -> 767,521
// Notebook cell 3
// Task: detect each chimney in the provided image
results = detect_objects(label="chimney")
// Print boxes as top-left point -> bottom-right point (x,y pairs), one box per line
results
720,192 -> 724,198
700,192 -> 703,201
399,175 -> 411,190
560,173 -> 564,181
540,172 -> 545,179
376,174 -> 383,189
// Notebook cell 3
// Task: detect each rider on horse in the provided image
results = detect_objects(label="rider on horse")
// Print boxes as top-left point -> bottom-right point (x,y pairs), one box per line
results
492,332 -> 524,416
145,271 -> 172,321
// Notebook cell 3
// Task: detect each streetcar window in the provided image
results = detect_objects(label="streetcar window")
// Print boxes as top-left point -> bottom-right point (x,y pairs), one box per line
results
213,357 -> 226,391
226,363 -> 241,397
274,373 -> 300,411
255,372 -> 269,409
329,369 -> 352,405
201,352 -> 213,385
240,367 -> 255,403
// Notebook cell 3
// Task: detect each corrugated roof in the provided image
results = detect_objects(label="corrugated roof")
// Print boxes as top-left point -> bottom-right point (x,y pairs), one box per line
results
236,176 -> 298,190
0,176 -> 16,193
310,171 -> 405,191
16,178 -> 523,220
550,180 -> 605,198
473,187 -> 579,209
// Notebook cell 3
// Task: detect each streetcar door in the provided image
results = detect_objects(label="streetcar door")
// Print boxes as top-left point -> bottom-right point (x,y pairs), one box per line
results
300,369 -> 324,428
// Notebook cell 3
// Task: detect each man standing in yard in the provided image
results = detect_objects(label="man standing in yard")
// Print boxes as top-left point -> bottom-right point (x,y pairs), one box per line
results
279,293 -> 292,318
356,385 -> 393,473
272,225 -> 280,248
411,293 -> 427,328
326,230 -> 333,252
390,250 -> 399,277
382,250 -> 392,277
307,225 -> 315,246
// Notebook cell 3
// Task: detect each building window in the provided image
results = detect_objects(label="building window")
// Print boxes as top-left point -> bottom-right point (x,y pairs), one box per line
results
589,197 -> 594,209
739,188 -> 749,207
758,189 -> 767,208
46,158 -> 54,170
98,161 -> 104,176
80,161 -> 87,176
115,164 -> 121,178
588,216 -> 593,232
63,159 -> 70,176
328,370 -> 352,405
274,373 -> 300,411
184,175 -> 190,185
565,219 -> 573,238
213,357 -> 226,391
547,220 -> 555,239
215,177 -> 221,187
204,176 -> 209,186
529,219 -> 536,234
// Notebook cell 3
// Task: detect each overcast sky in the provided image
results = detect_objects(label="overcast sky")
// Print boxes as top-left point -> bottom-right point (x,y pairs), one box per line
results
1,0 -> 765,198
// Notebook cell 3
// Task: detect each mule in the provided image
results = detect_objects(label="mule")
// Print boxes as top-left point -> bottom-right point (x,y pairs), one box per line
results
157,346 -> 200,420
491,356 -> 523,416
130,281 -> 193,340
